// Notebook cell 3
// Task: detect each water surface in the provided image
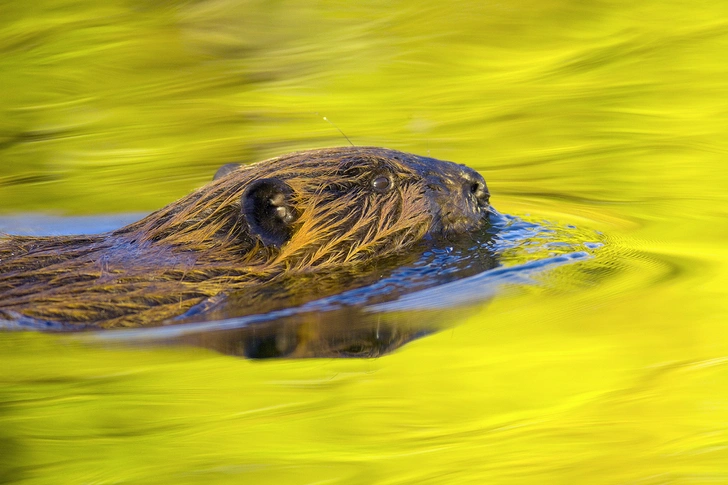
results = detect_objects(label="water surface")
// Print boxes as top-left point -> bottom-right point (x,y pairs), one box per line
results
1,0 -> 727,483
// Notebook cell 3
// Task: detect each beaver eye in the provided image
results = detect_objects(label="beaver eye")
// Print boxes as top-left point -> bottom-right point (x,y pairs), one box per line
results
371,175 -> 392,193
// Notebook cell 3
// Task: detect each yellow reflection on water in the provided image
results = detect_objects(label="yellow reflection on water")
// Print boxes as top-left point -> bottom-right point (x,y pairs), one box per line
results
1,0 -> 728,483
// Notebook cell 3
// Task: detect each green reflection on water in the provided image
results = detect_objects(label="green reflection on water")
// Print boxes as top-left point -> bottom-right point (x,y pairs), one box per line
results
1,0 -> 728,483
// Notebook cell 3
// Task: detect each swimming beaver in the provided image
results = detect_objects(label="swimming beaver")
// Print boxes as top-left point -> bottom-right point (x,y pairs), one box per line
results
0,147 -> 492,328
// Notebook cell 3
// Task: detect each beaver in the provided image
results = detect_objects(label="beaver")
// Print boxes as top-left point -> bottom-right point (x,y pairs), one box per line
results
0,147 -> 492,329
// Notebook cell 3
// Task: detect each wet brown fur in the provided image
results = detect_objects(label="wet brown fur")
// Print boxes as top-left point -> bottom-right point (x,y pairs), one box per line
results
0,147 -> 489,328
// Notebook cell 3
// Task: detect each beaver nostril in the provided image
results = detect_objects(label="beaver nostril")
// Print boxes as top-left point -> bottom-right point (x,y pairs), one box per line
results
468,180 -> 490,205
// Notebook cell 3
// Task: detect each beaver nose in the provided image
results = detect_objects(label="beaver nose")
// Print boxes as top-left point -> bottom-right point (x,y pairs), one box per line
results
460,166 -> 490,207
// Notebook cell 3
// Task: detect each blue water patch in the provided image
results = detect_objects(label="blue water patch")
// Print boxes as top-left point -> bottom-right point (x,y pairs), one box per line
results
0,213 -> 148,236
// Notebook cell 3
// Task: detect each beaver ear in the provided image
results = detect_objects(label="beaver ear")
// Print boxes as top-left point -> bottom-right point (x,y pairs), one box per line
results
241,178 -> 297,247
213,163 -> 241,181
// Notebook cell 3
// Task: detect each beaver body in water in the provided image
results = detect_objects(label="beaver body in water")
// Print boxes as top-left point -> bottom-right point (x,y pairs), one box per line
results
0,147 -> 492,328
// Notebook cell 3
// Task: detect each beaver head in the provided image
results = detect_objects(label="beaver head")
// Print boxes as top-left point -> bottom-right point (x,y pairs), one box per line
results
121,147 -> 491,270
0,147 -> 492,327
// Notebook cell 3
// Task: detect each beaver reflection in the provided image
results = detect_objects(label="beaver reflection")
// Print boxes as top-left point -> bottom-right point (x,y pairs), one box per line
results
0,147 -> 494,329
176,307 -> 450,359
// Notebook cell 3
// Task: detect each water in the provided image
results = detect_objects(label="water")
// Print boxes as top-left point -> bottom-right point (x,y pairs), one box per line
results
2,0 -> 728,483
